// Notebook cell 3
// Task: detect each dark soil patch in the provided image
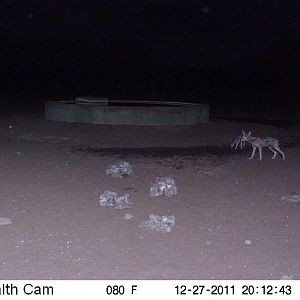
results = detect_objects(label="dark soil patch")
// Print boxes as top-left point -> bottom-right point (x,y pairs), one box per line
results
72,140 -> 300,159
220,117 -> 297,127
72,145 -> 244,159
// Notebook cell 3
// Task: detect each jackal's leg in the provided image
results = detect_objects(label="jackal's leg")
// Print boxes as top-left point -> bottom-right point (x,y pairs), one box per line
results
235,142 -> 238,150
258,146 -> 262,160
274,145 -> 285,160
249,145 -> 257,159
269,146 -> 277,159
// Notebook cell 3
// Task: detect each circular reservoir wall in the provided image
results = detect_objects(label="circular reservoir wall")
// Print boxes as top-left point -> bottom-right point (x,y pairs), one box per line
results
45,99 -> 209,125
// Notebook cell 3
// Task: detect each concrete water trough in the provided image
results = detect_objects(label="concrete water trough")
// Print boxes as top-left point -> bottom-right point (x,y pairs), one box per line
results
45,98 -> 209,125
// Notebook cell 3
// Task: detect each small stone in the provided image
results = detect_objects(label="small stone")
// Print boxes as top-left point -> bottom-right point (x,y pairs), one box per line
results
124,213 -> 133,220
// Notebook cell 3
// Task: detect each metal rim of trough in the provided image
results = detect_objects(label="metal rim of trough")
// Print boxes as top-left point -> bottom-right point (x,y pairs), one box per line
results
45,98 -> 209,125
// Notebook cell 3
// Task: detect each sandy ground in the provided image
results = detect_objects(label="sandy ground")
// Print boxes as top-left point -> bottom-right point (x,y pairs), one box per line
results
0,113 -> 299,280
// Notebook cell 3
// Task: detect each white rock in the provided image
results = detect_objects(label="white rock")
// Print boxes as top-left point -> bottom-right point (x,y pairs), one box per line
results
280,274 -> 294,280
0,217 -> 12,225
280,194 -> 300,203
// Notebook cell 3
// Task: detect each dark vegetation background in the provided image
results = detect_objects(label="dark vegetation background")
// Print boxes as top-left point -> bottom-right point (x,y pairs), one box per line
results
0,0 -> 299,117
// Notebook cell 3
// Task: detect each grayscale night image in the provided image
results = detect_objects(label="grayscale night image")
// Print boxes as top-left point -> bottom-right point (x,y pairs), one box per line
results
0,0 -> 299,280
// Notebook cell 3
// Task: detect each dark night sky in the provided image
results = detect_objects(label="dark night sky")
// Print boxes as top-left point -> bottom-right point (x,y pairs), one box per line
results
1,0 -> 300,106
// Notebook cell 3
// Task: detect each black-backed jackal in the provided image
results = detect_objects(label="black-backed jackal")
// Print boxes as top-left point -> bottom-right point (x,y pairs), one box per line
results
231,131 -> 246,150
241,130 -> 285,160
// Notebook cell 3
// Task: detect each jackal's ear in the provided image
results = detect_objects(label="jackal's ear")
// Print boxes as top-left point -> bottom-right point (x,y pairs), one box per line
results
248,131 -> 252,136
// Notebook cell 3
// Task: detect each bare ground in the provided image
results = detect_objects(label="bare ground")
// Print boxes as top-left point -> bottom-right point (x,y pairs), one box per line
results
0,113 -> 299,279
